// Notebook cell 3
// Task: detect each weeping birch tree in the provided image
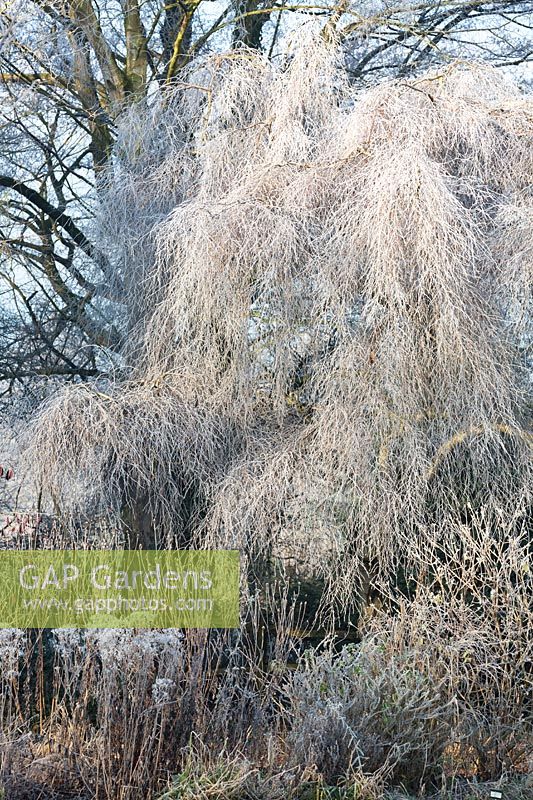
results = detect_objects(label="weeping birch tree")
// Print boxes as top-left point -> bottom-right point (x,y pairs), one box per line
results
22,30 -> 531,584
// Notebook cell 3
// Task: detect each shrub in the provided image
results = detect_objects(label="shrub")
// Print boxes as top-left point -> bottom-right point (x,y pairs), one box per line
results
286,636 -> 452,787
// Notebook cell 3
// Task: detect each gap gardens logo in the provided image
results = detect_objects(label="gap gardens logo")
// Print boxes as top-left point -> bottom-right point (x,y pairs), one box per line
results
0,550 -> 239,628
